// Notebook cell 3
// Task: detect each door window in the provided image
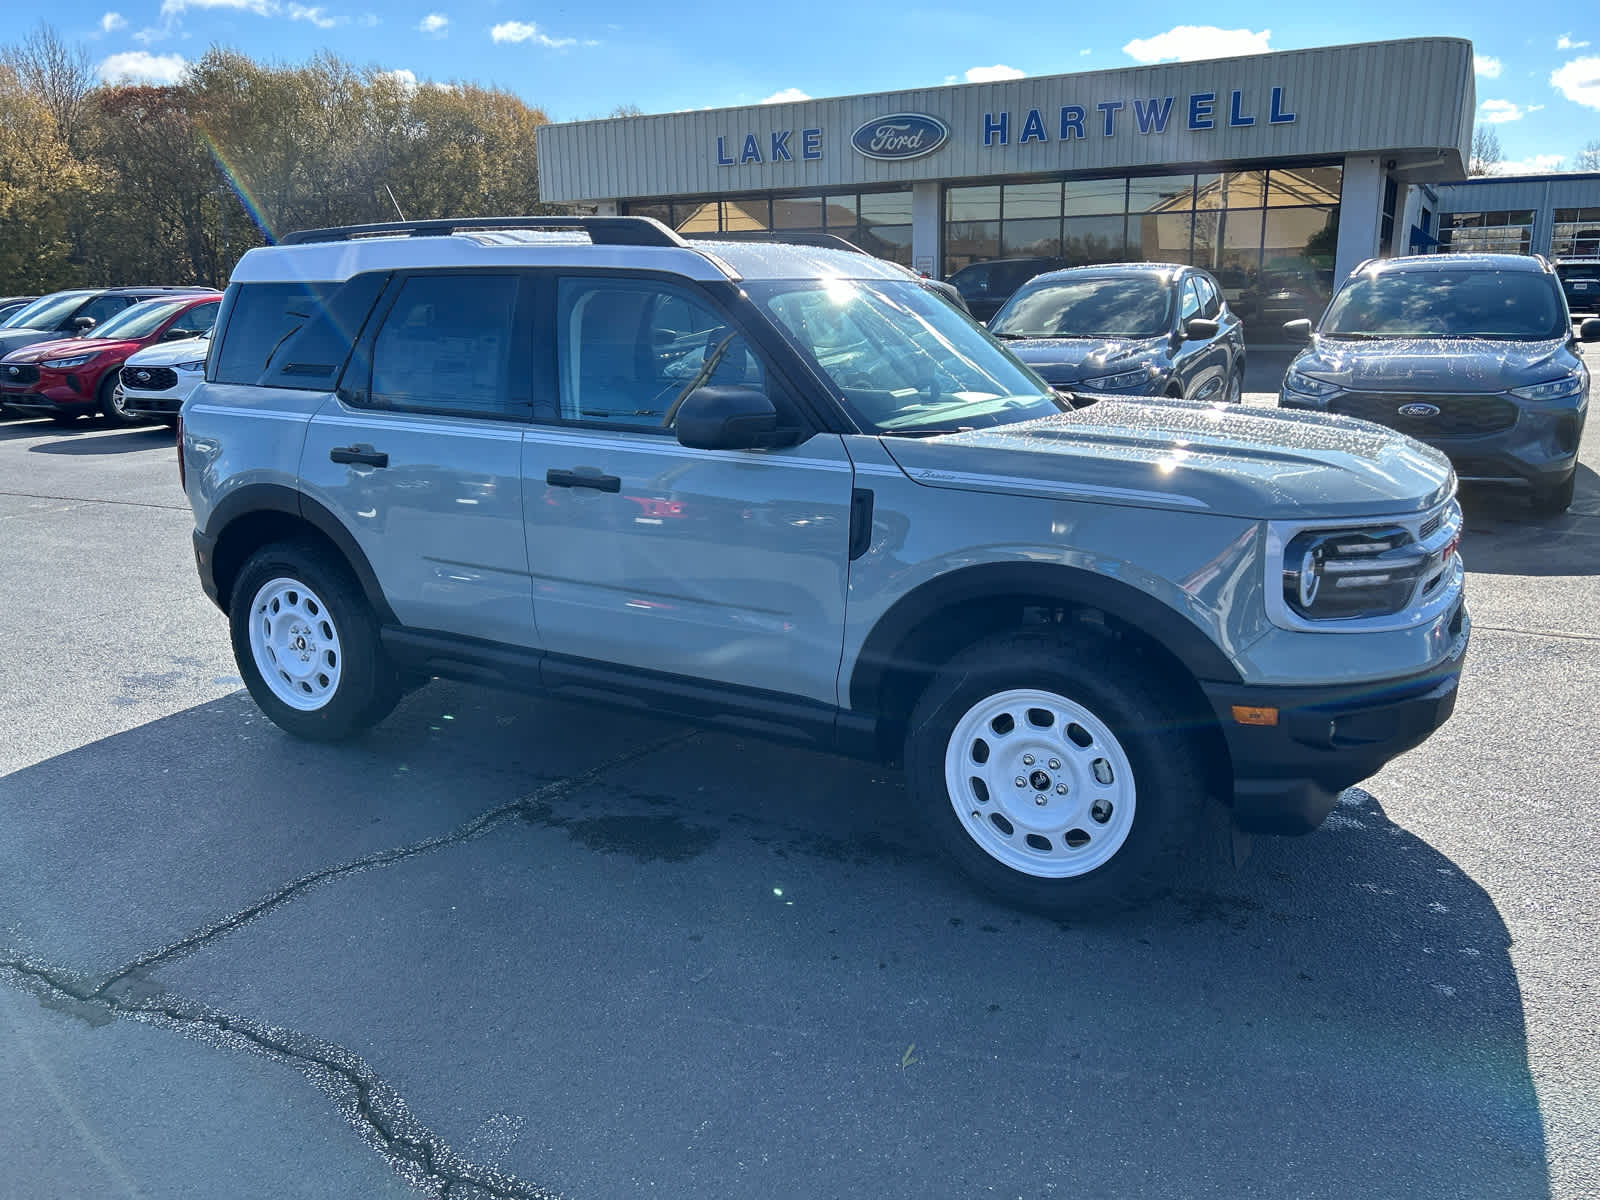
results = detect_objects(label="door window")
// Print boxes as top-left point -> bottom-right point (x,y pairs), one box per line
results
1179,277 -> 1203,323
555,277 -> 764,433
169,301 -> 219,335
77,295 -> 130,329
371,274 -> 522,418
1196,276 -> 1222,318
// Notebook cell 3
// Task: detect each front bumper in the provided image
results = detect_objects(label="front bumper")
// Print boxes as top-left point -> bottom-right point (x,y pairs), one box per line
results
1201,605 -> 1469,834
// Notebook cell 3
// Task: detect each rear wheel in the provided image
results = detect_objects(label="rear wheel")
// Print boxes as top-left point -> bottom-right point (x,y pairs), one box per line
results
904,629 -> 1208,913
230,541 -> 401,741
1530,470 -> 1576,516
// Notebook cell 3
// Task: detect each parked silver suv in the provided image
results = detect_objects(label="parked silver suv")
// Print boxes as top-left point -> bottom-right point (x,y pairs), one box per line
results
181,217 -> 1469,912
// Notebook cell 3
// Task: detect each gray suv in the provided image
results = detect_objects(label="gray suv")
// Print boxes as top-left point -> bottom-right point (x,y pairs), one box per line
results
181,217 -> 1469,912
1280,254 -> 1599,515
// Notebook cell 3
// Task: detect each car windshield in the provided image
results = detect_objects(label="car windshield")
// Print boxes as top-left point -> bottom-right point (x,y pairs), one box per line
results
751,277 -> 1062,434
89,299 -> 188,340
1,291 -> 92,330
988,276 -> 1173,339
1320,268 -> 1567,339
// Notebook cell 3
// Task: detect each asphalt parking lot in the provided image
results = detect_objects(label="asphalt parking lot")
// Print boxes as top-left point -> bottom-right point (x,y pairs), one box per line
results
2,342 -> 1597,1200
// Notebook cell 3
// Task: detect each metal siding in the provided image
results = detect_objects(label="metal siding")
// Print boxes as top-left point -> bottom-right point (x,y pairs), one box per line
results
1433,177 -> 1600,213
540,39 -> 1474,203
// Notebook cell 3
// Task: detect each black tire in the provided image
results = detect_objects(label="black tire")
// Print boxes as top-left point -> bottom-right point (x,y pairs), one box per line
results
1530,471 -> 1576,517
229,540 -> 401,741
904,629 -> 1209,914
1226,366 -> 1244,403
99,373 -> 143,427
48,413 -> 83,426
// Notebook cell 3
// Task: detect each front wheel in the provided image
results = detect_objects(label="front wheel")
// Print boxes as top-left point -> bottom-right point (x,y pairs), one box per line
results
904,630 -> 1207,913
1225,365 -> 1244,404
100,374 -> 144,427
229,541 -> 401,741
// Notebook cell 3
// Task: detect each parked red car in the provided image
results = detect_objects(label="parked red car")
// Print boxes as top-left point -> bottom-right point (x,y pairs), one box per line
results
1,292 -> 221,426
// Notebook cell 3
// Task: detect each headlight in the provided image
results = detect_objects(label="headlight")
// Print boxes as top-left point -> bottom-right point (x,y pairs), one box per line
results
1283,526 -> 1428,620
1078,367 -> 1151,391
175,360 -> 206,372
1509,374 -> 1584,402
1283,368 -> 1340,398
42,353 -> 96,369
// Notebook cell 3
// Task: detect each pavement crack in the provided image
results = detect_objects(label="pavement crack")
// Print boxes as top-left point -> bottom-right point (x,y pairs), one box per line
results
1472,622 -> 1600,645
0,488 -> 189,511
89,728 -> 699,999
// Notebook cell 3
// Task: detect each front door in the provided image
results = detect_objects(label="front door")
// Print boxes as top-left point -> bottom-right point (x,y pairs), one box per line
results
520,273 -> 855,705
299,270 -> 539,648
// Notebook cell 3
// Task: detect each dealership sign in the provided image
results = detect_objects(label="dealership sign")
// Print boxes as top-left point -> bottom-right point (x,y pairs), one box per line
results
714,85 -> 1297,166
850,114 -> 949,161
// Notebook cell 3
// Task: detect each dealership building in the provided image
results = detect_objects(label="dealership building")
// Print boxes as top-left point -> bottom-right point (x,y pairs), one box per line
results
538,37 -> 1476,318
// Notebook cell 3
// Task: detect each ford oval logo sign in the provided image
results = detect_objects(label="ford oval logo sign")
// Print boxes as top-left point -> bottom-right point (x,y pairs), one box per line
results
1397,403 -> 1441,417
851,113 -> 949,161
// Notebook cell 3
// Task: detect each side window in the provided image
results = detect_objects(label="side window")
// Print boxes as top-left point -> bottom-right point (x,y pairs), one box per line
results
77,295 -> 129,329
371,274 -> 522,419
213,275 -> 386,388
555,277 -> 764,433
1198,277 -> 1222,319
170,301 -> 219,335
1179,277 -> 1203,323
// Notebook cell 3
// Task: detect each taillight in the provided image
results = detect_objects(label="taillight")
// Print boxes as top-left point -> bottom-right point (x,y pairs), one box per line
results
176,414 -> 186,490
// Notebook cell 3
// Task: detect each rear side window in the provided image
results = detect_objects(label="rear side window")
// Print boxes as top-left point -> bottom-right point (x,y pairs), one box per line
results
212,275 -> 386,388
370,273 -> 521,418
170,301 -> 219,335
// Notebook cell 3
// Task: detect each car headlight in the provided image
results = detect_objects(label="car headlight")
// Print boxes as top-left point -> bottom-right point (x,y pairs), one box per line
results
1078,367 -> 1151,391
1283,368 -> 1340,398
175,360 -> 206,372
1509,374 -> 1584,402
42,353 -> 96,369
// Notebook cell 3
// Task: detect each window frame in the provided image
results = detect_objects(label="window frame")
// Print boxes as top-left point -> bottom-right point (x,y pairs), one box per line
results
342,267 -> 536,425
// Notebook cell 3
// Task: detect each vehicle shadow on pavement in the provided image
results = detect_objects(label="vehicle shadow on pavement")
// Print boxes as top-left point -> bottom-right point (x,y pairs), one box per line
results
1460,462 -> 1600,576
0,688 -> 1550,1200
28,428 -> 176,456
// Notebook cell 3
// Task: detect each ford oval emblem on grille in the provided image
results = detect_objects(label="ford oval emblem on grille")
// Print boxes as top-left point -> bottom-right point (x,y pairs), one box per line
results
850,113 -> 949,161
6,366 -> 16,377
136,370 -> 151,383
1398,403 -> 1441,417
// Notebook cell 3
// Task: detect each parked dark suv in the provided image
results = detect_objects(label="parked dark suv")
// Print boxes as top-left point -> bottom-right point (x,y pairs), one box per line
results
1556,258 -> 1600,314
946,257 -> 1067,322
1280,254 -> 1599,515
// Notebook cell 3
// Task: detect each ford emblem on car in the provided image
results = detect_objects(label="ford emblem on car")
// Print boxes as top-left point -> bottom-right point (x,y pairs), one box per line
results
136,371 -> 151,383
1397,403 -> 1441,417
850,113 -> 949,161
6,366 -> 16,377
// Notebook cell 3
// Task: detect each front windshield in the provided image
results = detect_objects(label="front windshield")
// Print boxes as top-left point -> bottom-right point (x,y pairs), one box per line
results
988,276 -> 1173,338
1321,268 -> 1567,339
1,291 -> 92,330
89,299 -> 188,340
751,277 -> 1061,434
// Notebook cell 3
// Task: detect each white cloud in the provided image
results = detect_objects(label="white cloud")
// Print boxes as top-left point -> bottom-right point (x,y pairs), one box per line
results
1479,99 -> 1537,123
760,87 -> 810,104
1474,54 -> 1502,78
98,50 -> 188,84
418,12 -> 447,36
100,11 -> 127,32
1551,56 -> 1600,109
1078,48 -> 1091,56
490,20 -> 574,47
160,0 -> 278,15
132,25 -> 170,43
963,64 -> 1024,82
287,4 -> 337,28
1490,153 -> 1566,175
1122,26 -> 1271,64
378,67 -> 417,91
1557,35 -> 1589,51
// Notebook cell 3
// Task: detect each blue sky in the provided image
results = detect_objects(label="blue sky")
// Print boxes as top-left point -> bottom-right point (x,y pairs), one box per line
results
38,0 -> 1600,173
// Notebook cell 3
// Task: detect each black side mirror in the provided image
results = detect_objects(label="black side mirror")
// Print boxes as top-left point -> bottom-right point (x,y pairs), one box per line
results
1183,317 -> 1220,341
162,327 -> 198,341
675,385 -> 793,450
1580,317 -> 1600,343
1283,318 -> 1314,343
73,316 -> 96,332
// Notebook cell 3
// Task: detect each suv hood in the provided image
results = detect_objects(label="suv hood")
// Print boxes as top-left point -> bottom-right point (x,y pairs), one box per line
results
126,336 -> 209,367
1005,336 -> 1166,384
1293,335 -> 1575,391
1,335 -> 143,363
879,398 -> 1454,520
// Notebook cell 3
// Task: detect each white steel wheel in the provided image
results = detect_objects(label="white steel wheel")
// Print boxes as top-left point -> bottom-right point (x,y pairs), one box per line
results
247,577 -> 344,711
942,687 -> 1137,878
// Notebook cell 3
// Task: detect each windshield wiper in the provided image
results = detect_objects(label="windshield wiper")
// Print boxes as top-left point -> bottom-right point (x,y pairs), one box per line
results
878,426 -> 973,438
988,331 -> 1029,340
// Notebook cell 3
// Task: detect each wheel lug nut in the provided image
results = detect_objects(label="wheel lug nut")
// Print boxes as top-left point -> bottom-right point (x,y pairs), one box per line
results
1056,784 -> 1068,795
1022,754 -> 1034,766
1048,758 -> 1061,770
1015,776 -> 1026,788
1035,795 -> 1047,806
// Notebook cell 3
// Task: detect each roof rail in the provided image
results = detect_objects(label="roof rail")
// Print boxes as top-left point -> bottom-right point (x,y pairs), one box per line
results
277,215 -> 688,248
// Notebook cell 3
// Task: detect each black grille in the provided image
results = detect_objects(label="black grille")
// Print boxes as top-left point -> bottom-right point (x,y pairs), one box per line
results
1332,393 -> 1519,438
3,363 -> 39,386
121,365 -> 178,391
123,395 -> 182,414
1419,512 -> 1442,540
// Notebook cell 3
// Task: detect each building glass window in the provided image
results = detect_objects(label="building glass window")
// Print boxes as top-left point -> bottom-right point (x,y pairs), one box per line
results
722,196 -> 771,231
1438,209 -> 1534,255
772,196 -> 823,231
1552,207 -> 1600,257
1063,178 -> 1127,216
621,188 -> 913,266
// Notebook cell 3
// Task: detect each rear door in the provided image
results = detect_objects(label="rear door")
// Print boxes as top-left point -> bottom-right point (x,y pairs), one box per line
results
298,269 -> 540,648
519,272 -> 855,705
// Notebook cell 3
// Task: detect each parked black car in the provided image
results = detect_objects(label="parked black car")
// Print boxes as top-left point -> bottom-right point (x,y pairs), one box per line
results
0,286 -> 218,359
946,256 -> 1067,322
1555,258 -> 1600,314
1280,253 -> 1600,515
986,263 -> 1246,403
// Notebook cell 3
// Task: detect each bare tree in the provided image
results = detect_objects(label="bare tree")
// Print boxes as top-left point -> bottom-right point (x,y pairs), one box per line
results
2,23 -> 94,147
1469,126 -> 1502,176
1578,140 -> 1600,172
